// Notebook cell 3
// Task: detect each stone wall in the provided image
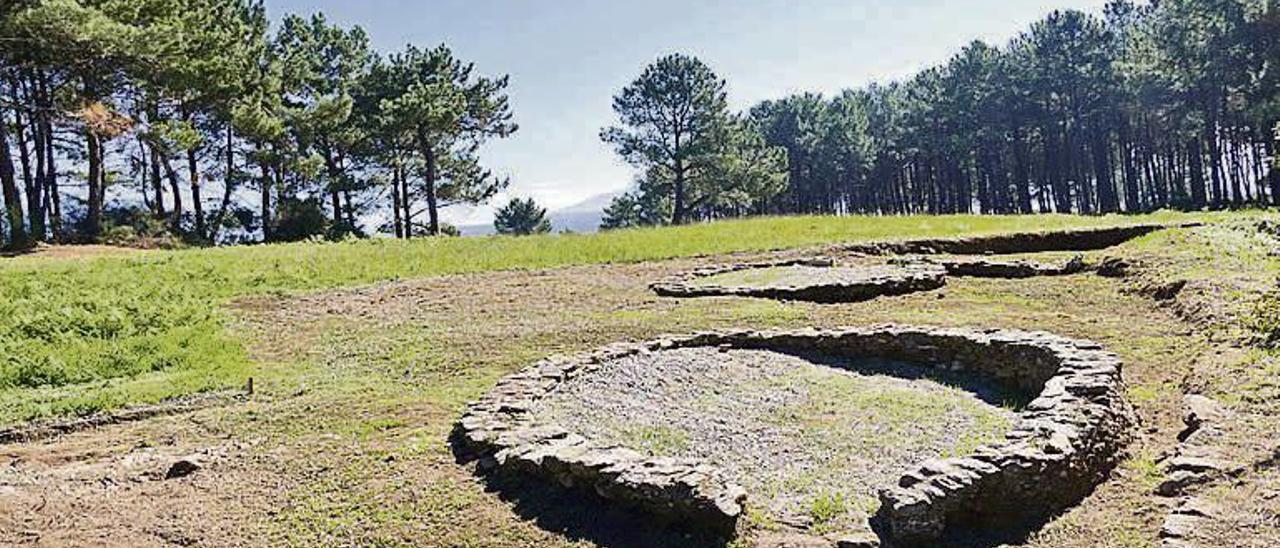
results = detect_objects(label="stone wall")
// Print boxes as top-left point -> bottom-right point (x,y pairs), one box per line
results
650,260 -> 946,303
913,255 -> 1088,279
836,223 -> 1196,256
453,326 -> 1137,545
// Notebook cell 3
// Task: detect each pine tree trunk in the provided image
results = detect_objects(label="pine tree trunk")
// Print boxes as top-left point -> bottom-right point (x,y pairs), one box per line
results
330,190 -> 342,228
1,106 -> 28,248
161,151 -> 183,230
323,150 -> 342,228
1091,128 -> 1119,213
1268,135 -> 1280,205
187,148 -> 204,240
343,190 -> 355,227
10,84 -> 38,239
1206,122 -> 1224,206
391,162 -> 403,239
258,150 -> 272,242
672,156 -> 687,225
1119,123 -> 1141,212
43,108 -> 61,240
208,127 -> 235,243
1012,133 -> 1033,213
422,140 -> 440,236
28,73 -> 48,240
84,130 -> 103,239
1188,138 -> 1207,208
31,111 -> 46,240
400,167 -> 412,238
149,146 -> 166,217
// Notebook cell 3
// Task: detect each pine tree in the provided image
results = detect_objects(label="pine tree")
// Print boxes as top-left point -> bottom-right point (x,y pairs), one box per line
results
601,54 -> 787,226
494,197 -> 552,235
374,45 -> 517,236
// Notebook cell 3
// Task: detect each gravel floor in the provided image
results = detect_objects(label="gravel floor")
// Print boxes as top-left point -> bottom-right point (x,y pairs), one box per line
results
697,265 -> 914,288
530,347 -> 1019,532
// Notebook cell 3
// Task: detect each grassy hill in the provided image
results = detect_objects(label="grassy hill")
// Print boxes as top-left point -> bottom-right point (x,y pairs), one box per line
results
0,211 -> 1236,425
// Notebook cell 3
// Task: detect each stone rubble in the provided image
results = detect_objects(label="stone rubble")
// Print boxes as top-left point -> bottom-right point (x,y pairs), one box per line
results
1157,394 -> 1240,547
454,326 -> 1137,546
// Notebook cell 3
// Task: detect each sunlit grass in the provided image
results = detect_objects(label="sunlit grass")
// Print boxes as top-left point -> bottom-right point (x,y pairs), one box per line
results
0,211 -> 1234,424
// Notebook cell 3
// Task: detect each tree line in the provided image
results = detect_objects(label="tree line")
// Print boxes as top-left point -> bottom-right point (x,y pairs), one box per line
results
0,0 -> 515,249
2,0 -> 1277,248
602,0 -> 1280,227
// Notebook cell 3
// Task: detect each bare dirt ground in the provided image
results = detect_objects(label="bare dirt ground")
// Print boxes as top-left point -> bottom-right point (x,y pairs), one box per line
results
1,223 -> 1277,547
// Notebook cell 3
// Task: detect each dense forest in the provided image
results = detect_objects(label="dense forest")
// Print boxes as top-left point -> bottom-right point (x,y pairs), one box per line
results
1,1 -> 1278,248
0,0 -> 515,249
602,0 -> 1280,227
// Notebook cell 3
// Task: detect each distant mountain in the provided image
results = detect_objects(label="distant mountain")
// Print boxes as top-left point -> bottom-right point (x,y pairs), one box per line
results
557,190 -> 623,214
548,209 -> 604,234
546,190 -> 623,234
458,190 -> 622,236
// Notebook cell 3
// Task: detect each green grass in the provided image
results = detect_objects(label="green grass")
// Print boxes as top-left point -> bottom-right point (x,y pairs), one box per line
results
1123,452 -> 1166,494
620,425 -> 691,456
0,211 -> 1228,425
807,491 -> 849,531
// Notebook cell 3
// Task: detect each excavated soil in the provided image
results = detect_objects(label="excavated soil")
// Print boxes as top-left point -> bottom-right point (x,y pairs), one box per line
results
529,346 -> 1018,531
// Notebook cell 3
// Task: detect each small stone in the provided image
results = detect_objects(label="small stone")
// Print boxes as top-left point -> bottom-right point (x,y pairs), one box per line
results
164,456 -> 202,480
1095,257 -> 1131,278
1183,395 -> 1226,429
1157,470 -> 1206,497
1168,456 -> 1227,474
1174,497 -> 1221,519
1160,513 -> 1204,539
1151,280 -> 1187,301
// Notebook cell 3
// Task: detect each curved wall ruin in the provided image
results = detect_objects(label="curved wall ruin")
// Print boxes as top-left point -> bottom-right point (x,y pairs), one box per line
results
650,259 -> 946,303
454,326 -> 1136,545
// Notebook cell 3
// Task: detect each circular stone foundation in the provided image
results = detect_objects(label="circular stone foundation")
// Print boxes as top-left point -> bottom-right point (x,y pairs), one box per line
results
454,327 -> 1136,546
533,346 -> 1020,535
650,259 -> 946,303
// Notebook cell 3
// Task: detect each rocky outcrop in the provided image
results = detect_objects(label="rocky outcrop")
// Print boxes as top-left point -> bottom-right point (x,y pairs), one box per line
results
455,326 -> 1136,545
650,260 -> 946,303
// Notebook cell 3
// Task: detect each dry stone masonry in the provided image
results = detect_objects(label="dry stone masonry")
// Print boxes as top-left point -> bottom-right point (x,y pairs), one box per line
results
899,255 -> 1088,279
454,326 -> 1137,545
651,224 -> 1198,304
833,223 -> 1197,256
1157,394 -> 1242,548
650,259 -> 947,303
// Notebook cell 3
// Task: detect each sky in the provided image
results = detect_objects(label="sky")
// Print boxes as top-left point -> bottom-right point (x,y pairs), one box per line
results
264,0 -> 1112,226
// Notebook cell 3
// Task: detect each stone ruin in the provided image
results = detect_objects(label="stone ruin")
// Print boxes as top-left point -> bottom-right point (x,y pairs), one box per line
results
649,224 -> 1196,304
453,326 -> 1137,546
898,254 -> 1088,279
650,258 -> 947,303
